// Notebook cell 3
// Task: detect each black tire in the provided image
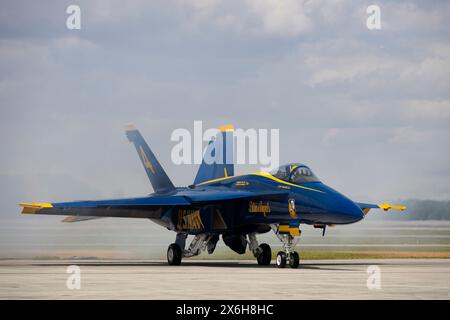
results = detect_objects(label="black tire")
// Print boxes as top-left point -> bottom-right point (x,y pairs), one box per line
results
167,243 -> 182,266
276,251 -> 287,268
289,251 -> 300,268
256,243 -> 272,265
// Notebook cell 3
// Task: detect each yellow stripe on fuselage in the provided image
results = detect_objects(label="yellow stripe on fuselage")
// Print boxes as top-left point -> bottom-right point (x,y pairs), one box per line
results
197,172 -> 324,193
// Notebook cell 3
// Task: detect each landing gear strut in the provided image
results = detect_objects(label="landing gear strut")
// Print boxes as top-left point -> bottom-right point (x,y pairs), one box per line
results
248,233 -> 272,265
272,225 -> 301,269
167,233 -> 219,265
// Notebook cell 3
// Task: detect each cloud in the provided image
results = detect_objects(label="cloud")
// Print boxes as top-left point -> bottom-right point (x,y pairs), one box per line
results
244,0 -> 312,36
402,99 -> 450,122
86,0 -> 149,23
388,127 -> 434,145
180,0 -> 314,36
400,45 -> 450,86
305,54 -> 401,86
51,36 -> 97,52
0,0 -> 450,203
322,128 -> 340,143
382,2 -> 450,34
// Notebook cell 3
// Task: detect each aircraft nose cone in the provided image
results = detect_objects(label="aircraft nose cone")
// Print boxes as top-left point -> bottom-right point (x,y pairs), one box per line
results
313,183 -> 365,223
300,182 -> 365,224
344,199 -> 364,222
334,196 -> 364,223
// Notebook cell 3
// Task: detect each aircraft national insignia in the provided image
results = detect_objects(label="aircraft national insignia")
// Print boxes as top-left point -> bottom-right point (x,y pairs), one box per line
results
177,209 -> 204,230
248,201 -> 271,216
139,146 -> 155,174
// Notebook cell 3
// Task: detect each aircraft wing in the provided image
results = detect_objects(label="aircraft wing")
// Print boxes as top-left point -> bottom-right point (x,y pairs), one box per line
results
356,202 -> 407,214
19,190 -> 288,220
19,195 -> 191,220
185,189 -> 288,203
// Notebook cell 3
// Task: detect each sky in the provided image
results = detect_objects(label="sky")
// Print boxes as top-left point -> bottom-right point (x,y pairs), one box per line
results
1,0 -> 450,219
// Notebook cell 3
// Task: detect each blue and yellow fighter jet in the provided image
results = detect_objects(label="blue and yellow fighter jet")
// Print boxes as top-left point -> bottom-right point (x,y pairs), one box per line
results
19,125 -> 406,268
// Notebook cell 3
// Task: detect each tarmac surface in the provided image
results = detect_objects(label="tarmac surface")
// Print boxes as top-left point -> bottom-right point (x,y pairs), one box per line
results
0,259 -> 449,299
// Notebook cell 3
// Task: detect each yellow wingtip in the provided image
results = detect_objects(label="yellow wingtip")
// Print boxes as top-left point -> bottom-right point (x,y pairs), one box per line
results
19,202 -> 53,214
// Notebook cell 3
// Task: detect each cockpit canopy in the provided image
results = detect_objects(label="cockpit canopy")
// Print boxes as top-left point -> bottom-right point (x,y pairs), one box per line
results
269,163 -> 320,184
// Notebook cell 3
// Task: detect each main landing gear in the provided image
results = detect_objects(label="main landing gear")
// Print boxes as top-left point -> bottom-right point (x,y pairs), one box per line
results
248,233 -> 271,265
167,233 -> 219,265
167,243 -> 182,265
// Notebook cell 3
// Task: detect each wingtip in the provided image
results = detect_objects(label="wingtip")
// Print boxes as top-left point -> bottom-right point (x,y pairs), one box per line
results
19,202 -> 53,214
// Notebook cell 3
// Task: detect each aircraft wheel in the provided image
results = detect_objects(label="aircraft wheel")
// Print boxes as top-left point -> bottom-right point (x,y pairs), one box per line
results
289,251 -> 300,268
167,243 -> 182,266
256,243 -> 272,265
276,251 -> 287,268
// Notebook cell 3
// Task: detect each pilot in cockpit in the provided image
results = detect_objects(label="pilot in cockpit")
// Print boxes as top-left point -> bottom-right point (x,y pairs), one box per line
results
270,164 -> 319,184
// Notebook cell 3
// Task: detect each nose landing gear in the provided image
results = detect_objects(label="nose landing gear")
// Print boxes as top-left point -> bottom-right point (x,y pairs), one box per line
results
276,251 -> 286,268
288,251 -> 300,268
276,251 -> 299,268
273,225 -> 301,269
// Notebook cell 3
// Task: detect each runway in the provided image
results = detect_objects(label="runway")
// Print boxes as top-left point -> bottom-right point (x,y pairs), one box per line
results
0,259 -> 449,299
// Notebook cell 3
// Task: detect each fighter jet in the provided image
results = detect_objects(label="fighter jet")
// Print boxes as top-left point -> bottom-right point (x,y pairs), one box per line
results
19,125 -> 406,268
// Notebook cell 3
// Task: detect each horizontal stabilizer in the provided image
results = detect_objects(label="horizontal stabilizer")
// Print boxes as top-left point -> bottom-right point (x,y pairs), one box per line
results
61,216 -> 104,223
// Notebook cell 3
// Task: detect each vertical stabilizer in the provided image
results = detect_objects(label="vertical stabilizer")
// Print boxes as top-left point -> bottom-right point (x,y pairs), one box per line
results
193,125 -> 234,185
125,125 -> 175,194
